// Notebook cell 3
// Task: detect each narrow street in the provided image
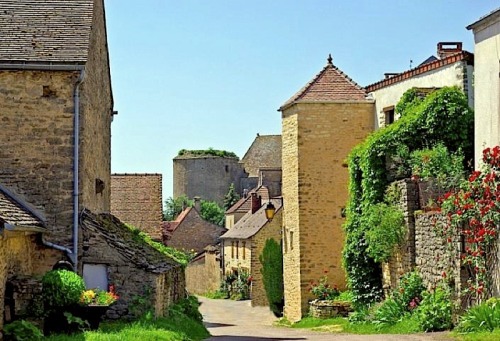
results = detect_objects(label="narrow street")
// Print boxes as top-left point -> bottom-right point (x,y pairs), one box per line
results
199,297 -> 452,341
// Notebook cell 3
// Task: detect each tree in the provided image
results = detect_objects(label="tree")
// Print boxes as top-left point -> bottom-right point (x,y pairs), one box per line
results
163,195 -> 192,221
200,200 -> 225,226
259,238 -> 284,317
223,183 -> 240,211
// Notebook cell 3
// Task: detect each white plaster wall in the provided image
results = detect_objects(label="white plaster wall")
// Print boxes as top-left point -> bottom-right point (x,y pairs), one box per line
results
370,62 -> 470,129
472,19 -> 500,168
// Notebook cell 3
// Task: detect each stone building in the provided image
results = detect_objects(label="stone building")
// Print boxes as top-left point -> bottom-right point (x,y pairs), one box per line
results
467,9 -> 500,169
173,151 -> 246,205
279,55 -> 374,321
162,198 -> 227,254
220,197 -> 282,307
366,42 -> 474,129
111,173 -> 163,241
225,186 -> 270,229
185,245 -> 222,295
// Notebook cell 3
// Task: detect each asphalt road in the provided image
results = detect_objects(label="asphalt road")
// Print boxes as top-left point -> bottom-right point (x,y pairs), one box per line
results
199,297 -> 453,341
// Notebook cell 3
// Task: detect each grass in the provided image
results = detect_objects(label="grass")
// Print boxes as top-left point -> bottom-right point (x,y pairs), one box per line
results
202,290 -> 228,299
44,312 -> 210,341
452,329 -> 500,341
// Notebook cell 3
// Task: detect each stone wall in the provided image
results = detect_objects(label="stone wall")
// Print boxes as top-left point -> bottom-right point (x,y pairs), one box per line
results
250,211 -> 282,307
281,101 -> 374,322
185,249 -> 221,295
111,174 -> 163,241
381,179 -> 419,294
415,212 -> 462,293
173,156 -> 246,205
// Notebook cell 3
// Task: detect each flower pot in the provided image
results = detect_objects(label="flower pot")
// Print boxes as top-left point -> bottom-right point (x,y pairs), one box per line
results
71,304 -> 109,330
44,304 -> 109,334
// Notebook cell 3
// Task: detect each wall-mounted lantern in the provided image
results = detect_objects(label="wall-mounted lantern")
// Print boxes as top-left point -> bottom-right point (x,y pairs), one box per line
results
265,201 -> 276,222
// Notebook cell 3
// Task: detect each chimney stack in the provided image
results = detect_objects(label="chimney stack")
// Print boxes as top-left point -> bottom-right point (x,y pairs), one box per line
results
251,192 -> 261,214
193,196 -> 201,212
437,42 -> 462,59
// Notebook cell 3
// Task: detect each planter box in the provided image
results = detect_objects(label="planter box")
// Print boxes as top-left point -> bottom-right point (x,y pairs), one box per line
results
44,305 -> 109,334
309,300 -> 353,319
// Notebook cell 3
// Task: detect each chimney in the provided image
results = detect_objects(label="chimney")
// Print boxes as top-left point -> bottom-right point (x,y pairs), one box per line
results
437,42 -> 462,59
251,193 -> 261,214
193,196 -> 201,211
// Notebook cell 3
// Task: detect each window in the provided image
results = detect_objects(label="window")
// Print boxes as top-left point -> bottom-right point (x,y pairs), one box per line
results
290,231 -> 294,250
236,241 -> 239,259
383,106 -> 395,125
242,242 -> 246,260
231,241 -> 235,259
283,228 -> 288,253
83,264 -> 108,290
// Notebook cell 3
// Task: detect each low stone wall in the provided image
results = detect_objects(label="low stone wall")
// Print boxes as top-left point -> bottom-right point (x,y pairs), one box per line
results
185,250 -> 221,295
309,300 -> 353,319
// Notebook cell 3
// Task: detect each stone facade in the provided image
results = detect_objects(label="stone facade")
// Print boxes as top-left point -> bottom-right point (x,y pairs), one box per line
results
281,101 -> 374,321
185,246 -> 221,295
173,155 -> 246,205
223,239 -> 252,275
111,174 -> 163,241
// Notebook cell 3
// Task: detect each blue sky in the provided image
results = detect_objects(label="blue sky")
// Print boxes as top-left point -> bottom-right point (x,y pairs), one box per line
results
106,0 -> 498,200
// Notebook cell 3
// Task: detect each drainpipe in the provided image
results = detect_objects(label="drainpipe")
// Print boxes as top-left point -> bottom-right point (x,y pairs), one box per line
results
72,69 -> 85,272
0,62 -> 85,270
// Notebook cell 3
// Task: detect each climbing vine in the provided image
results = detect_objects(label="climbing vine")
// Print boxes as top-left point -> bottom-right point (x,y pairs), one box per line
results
343,86 -> 474,306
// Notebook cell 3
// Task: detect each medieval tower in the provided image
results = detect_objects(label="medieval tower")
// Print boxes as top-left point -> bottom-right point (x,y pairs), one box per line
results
279,55 -> 374,321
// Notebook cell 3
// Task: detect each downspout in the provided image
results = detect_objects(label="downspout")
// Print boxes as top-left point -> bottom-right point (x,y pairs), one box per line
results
72,69 -> 85,272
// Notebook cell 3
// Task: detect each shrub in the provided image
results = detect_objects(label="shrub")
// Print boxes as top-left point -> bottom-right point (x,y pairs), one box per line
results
169,295 -> 203,322
42,270 -> 85,310
3,320 -> 43,341
260,238 -> 284,317
364,203 -> 405,263
416,284 -> 453,332
372,297 -> 407,329
409,143 -> 465,183
392,271 -> 425,312
308,272 -> 340,301
457,297 -> 500,332
230,269 -> 251,300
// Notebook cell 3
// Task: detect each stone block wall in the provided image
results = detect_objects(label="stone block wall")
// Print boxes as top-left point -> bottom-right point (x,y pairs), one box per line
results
185,250 -> 221,295
250,211 -> 282,307
382,179 -> 419,294
173,156 -> 246,205
111,174 -> 163,241
282,102 -> 374,322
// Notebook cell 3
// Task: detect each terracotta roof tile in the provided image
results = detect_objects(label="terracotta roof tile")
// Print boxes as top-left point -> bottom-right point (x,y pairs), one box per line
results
0,0 -> 94,63
225,186 -> 270,214
365,51 -> 474,93
280,56 -> 367,111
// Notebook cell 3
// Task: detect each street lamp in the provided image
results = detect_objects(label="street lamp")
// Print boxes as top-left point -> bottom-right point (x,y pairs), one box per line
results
265,201 -> 276,222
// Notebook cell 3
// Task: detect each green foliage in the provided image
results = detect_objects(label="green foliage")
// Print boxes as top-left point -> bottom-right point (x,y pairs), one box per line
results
457,297 -> 500,333
343,86 -> 474,305
125,224 -> 192,266
168,296 -> 203,322
42,270 -> 86,310
64,312 -> 90,331
128,286 -> 153,318
394,87 -> 424,117
409,143 -> 465,183
202,290 -> 228,299
230,269 -> 252,300
259,238 -> 284,317
200,200 -> 225,226
416,284 -> 453,332
3,320 -> 43,341
308,273 -> 340,300
392,271 -> 425,312
177,147 -> 239,159
372,297 -> 408,329
223,183 -> 240,211
364,203 -> 405,263
163,195 -> 192,221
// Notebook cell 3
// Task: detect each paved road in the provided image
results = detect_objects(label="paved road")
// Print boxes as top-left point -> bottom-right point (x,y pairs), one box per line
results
199,297 -> 453,341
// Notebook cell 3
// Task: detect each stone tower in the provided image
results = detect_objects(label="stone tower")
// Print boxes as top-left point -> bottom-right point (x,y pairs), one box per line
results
279,55 -> 374,321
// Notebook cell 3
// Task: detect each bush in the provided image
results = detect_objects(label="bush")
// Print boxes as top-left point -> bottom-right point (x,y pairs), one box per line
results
260,238 -> 284,317
409,143 -> 465,183
42,270 -> 85,310
416,284 -> 452,332
457,297 -> 500,333
372,298 -> 407,329
392,271 -> 425,312
309,272 -> 340,300
3,320 -> 43,341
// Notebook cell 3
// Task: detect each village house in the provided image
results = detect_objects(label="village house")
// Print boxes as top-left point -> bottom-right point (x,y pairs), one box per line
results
225,185 -> 270,228
0,0 -> 184,328
220,195 -> 282,307
366,42 -> 474,129
162,197 -> 227,254
111,173 -> 163,241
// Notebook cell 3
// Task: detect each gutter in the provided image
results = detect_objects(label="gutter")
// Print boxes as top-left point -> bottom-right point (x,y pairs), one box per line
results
0,62 -> 85,270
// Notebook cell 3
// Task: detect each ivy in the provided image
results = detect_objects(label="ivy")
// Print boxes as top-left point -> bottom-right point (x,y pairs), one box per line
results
343,86 -> 473,306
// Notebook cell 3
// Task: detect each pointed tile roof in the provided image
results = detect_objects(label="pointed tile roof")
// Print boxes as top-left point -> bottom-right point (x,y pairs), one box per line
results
0,0 -> 94,63
279,55 -> 367,111
225,186 -> 270,215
